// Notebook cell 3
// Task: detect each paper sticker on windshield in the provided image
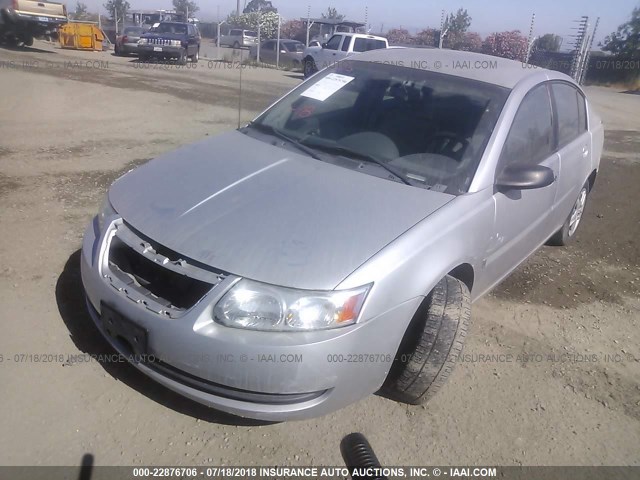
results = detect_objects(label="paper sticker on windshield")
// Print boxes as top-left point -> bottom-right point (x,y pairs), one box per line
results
301,73 -> 354,101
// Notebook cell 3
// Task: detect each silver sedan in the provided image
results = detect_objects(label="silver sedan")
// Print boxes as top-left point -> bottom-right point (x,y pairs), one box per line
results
81,48 -> 604,421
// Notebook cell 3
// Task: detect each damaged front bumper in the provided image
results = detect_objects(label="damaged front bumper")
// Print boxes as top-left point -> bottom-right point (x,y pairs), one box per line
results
80,215 -> 419,420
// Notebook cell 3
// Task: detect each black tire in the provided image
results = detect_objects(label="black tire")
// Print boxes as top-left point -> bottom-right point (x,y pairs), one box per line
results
190,48 -> 199,63
22,35 -> 33,47
383,275 -> 471,405
547,181 -> 590,246
233,41 -> 240,49
303,57 -> 317,78
177,48 -> 187,65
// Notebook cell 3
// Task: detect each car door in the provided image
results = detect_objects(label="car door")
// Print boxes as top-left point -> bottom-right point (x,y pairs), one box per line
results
186,24 -> 196,55
484,83 -> 559,285
262,41 -> 275,63
318,34 -> 343,70
334,35 -> 351,61
548,81 -> 591,230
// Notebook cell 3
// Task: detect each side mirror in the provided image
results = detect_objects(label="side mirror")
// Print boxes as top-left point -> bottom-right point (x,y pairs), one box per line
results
321,42 -> 327,49
496,164 -> 555,190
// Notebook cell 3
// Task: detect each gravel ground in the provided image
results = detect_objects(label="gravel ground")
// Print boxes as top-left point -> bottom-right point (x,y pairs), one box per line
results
0,41 -> 638,467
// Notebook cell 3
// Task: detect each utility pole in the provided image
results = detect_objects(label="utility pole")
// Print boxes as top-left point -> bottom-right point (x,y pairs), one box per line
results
276,14 -> 281,69
236,0 -> 241,16
306,5 -> 311,47
525,12 -> 536,64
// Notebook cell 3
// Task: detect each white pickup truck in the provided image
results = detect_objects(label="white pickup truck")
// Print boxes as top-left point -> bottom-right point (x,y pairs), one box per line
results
0,0 -> 67,46
303,32 -> 388,78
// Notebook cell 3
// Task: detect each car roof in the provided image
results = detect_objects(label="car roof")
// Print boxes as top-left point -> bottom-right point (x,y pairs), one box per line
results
351,48 -> 574,89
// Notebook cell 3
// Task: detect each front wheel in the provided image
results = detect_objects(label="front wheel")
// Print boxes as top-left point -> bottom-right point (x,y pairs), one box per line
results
190,48 -> 199,63
177,48 -> 187,65
303,58 -> 317,78
547,182 -> 589,246
383,275 -> 471,405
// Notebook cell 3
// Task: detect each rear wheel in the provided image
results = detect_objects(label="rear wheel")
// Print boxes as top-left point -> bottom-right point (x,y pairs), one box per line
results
233,41 -> 240,49
383,275 -> 471,405
547,182 -> 589,246
22,34 -> 34,47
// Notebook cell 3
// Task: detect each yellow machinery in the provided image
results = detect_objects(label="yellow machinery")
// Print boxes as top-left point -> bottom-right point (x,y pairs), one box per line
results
59,22 -> 106,51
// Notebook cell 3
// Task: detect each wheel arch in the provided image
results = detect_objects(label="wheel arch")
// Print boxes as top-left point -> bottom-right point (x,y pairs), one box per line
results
447,263 -> 475,293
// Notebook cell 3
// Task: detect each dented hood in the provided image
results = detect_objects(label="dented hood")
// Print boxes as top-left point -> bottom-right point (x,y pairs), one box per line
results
109,131 -> 453,290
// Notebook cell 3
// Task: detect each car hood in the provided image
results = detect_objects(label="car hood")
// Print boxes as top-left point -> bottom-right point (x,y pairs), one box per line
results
109,131 -> 454,290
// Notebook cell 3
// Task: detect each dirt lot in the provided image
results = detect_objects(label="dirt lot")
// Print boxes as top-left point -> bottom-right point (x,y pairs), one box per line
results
0,41 -> 638,467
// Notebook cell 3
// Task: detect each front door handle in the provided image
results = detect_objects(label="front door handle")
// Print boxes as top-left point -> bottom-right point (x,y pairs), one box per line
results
582,146 -> 589,157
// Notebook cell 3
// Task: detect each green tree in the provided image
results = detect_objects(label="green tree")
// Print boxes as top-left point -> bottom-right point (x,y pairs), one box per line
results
244,0 -> 276,14
73,1 -> 88,19
103,0 -> 130,22
172,0 -> 199,18
443,8 -> 472,48
601,6 -> 640,56
535,33 -> 562,52
322,7 -> 344,21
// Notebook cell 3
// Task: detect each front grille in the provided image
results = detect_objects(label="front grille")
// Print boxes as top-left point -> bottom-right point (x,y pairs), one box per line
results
146,38 -> 178,46
105,222 -> 227,316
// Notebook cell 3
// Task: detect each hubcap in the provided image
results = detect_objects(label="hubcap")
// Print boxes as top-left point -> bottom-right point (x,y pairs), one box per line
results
568,188 -> 587,236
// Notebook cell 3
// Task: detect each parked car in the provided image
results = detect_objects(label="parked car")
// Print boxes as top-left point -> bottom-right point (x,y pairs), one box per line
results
0,0 -> 67,46
219,28 -> 258,49
137,21 -> 200,64
81,48 -> 603,421
303,32 -> 388,78
114,26 -> 144,56
249,39 -> 305,68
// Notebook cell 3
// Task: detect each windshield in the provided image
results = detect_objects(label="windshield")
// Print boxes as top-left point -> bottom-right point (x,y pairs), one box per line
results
253,60 -> 509,194
152,23 -> 187,35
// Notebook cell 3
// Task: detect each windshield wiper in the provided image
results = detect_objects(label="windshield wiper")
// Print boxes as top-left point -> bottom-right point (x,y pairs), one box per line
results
299,141 -> 412,186
244,122 -> 322,160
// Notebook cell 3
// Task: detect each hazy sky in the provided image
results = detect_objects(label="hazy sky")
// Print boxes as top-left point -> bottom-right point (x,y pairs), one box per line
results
84,0 -> 637,47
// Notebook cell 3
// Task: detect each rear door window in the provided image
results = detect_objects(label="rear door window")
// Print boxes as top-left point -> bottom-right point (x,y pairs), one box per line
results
341,36 -> 351,51
353,38 -> 387,52
230,29 -> 241,36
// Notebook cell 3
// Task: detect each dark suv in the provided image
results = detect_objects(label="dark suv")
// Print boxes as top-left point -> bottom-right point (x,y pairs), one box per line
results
138,22 -> 201,64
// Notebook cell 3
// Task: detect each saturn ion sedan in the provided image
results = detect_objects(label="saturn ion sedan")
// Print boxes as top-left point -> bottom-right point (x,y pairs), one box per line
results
81,48 -> 604,421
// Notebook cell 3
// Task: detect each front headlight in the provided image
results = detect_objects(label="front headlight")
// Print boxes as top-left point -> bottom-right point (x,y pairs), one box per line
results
213,279 -> 371,331
171,40 -> 182,47
138,38 -> 148,45
97,194 -> 117,232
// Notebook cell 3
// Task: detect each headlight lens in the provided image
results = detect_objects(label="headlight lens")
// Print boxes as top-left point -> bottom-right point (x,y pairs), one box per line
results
213,280 -> 371,331
138,38 -> 148,45
97,194 -> 117,232
171,40 -> 181,47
